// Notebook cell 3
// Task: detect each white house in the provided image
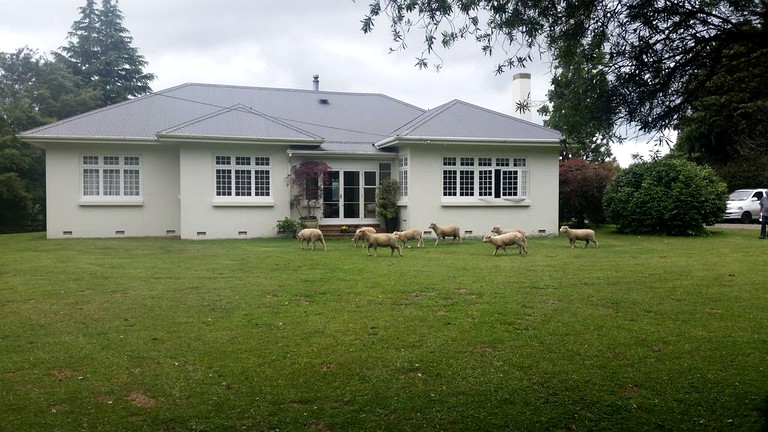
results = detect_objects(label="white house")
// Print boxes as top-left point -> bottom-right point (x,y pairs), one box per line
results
19,80 -> 562,240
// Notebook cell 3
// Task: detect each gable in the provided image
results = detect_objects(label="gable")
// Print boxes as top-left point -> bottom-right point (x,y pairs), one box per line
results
156,104 -> 323,144
379,99 -> 562,148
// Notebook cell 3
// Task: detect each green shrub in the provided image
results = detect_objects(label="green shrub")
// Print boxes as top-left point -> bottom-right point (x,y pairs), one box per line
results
376,178 -> 400,231
275,217 -> 301,236
603,158 -> 728,235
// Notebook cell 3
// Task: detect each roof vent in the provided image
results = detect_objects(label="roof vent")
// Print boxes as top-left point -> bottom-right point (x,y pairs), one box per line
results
319,98 -> 330,105
312,74 -> 320,91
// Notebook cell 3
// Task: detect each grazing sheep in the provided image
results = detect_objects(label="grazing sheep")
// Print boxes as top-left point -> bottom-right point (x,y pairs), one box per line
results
491,225 -> 526,236
482,232 -> 528,255
559,226 -> 598,248
428,222 -> 462,246
296,228 -> 327,251
360,230 -> 403,257
352,226 -> 376,247
392,228 -> 425,248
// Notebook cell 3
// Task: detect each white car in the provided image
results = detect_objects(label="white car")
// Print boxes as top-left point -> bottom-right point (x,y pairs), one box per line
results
723,189 -> 767,223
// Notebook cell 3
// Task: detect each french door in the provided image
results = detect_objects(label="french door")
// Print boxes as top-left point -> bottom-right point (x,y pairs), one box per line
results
322,170 -> 378,223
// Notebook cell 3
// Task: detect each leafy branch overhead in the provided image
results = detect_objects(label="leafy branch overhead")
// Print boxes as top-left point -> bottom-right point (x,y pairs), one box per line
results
361,0 -> 768,166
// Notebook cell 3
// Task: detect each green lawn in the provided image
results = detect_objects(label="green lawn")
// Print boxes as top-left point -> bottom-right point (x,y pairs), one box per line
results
1,228 -> 767,431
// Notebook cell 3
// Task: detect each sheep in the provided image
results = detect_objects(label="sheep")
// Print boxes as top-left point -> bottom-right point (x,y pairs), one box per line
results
296,228 -> 327,251
392,228 -> 425,248
359,230 -> 403,257
428,222 -> 462,246
491,225 -> 526,237
482,232 -> 528,255
352,226 -> 376,247
559,225 -> 598,248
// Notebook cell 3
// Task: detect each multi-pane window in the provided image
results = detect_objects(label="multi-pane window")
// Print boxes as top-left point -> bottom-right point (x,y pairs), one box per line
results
215,155 -> 271,198
459,157 -> 475,196
442,157 -> 457,196
81,155 -> 141,198
442,156 -> 527,199
379,162 -> 392,182
399,156 -> 408,197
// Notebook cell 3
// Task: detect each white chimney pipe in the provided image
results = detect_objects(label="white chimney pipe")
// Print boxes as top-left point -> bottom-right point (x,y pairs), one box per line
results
312,74 -> 319,91
512,73 -> 532,122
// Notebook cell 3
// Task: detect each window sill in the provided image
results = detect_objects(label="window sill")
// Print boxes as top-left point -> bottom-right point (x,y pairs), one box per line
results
212,200 -> 275,207
79,199 -> 143,206
441,198 -> 530,207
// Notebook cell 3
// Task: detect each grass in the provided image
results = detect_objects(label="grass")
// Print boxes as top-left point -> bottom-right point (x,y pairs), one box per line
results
1,228 -> 767,431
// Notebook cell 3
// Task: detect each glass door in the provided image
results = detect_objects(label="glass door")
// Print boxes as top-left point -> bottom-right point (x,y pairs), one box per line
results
342,171 -> 360,219
323,171 -> 341,218
322,170 -> 378,222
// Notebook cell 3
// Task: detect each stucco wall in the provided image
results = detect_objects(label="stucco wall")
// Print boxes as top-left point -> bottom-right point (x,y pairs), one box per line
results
398,143 -> 560,238
178,143 -> 292,239
45,143 -> 180,238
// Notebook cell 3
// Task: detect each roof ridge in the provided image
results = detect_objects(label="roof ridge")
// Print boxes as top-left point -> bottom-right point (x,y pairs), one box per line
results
159,103 -> 323,140
169,82 -> 426,113
391,99 -> 460,135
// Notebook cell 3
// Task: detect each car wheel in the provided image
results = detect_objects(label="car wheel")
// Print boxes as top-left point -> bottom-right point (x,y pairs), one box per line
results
741,212 -> 752,224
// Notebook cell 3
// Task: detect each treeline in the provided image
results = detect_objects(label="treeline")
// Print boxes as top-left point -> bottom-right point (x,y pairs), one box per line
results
0,0 -> 154,233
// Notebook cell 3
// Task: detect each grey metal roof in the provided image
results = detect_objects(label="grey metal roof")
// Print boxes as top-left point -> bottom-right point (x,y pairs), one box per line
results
388,99 -> 562,141
157,104 -> 323,142
20,83 -> 561,153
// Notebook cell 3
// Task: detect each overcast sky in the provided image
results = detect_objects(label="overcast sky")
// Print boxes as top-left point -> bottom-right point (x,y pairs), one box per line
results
0,0 -> 655,165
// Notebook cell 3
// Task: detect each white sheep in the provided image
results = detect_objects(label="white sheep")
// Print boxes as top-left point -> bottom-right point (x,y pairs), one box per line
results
351,226 -> 376,247
482,232 -> 528,255
392,228 -> 425,248
428,222 -> 461,246
296,228 -> 328,251
559,225 -> 598,248
491,225 -> 526,236
359,230 -> 403,257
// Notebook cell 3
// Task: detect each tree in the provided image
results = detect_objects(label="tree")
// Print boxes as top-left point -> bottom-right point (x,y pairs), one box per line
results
287,161 -> 331,219
361,1 -> 768,151
673,37 -> 768,166
59,0 -> 101,83
1,47 -> 102,233
542,47 -> 618,162
559,158 -> 619,227
60,0 -> 155,105
603,157 -> 728,236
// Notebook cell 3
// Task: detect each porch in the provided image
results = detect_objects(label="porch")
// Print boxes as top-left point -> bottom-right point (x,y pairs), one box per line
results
319,223 -> 383,238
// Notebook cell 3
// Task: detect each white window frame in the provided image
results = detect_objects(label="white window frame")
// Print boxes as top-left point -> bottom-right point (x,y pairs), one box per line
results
441,155 -> 528,204
79,155 -> 142,206
212,155 -> 273,206
399,155 -> 409,198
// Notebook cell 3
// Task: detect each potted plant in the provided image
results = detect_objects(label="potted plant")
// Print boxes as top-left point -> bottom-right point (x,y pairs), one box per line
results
376,178 -> 400,232
286,160 -> 331,227
275,217 -> 301,237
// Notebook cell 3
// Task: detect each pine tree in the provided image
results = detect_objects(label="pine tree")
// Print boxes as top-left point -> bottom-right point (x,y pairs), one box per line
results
94,0 -> 154,105
60,0 -> 155,106
60,0 -> 101,82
